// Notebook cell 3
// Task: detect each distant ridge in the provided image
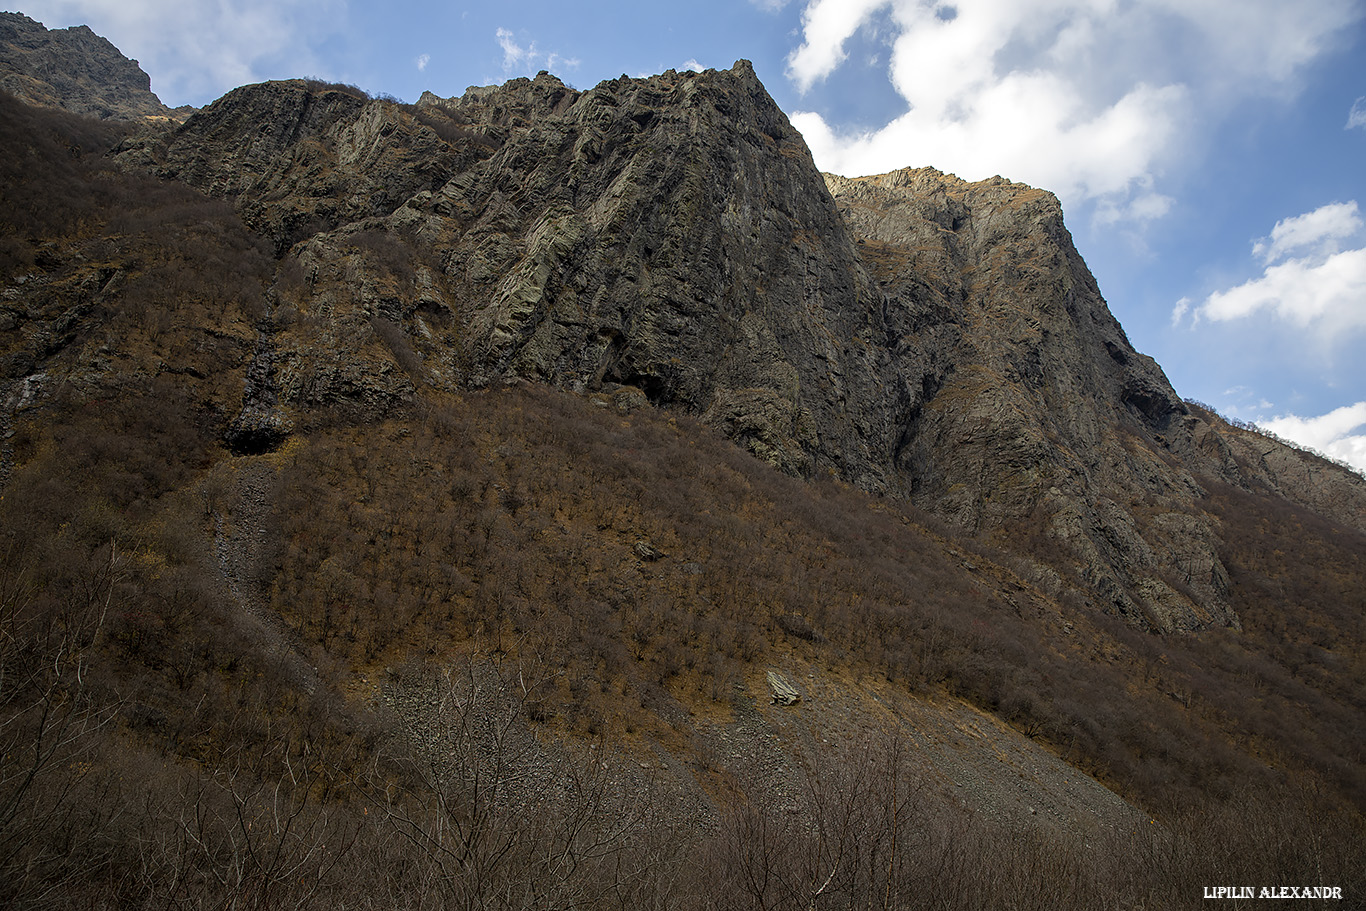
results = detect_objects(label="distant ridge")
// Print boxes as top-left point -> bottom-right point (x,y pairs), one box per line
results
0,11 -> 188,121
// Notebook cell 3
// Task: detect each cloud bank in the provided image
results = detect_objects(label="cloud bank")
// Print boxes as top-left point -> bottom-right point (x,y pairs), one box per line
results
784,0 -> 1360,220
1183,202 -> 1366,333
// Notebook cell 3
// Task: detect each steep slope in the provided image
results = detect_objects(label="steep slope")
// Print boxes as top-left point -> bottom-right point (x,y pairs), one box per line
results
1196,403 -> 1366,529
411,64 -> 899,490
2,46 -> 1365,906
112,62 -> 1366,636
828,169 -> 1234,632
0,11 -> 182,121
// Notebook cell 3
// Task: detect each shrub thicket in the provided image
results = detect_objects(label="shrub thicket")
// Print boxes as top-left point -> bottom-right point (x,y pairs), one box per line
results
0,91 -> 1361,907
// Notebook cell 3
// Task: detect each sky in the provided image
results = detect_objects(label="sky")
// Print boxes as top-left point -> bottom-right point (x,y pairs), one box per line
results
16,0 -> 1366,473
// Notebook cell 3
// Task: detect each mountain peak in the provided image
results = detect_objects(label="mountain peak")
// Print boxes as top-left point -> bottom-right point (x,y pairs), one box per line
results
2,22 -> 1364,906
0,11 -> 186,121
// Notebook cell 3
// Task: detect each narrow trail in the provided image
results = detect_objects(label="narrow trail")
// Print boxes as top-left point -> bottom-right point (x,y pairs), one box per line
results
213,457 -> 319,694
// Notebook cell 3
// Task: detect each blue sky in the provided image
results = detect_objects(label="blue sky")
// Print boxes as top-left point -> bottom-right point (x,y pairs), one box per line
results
18,0 -> 1366,472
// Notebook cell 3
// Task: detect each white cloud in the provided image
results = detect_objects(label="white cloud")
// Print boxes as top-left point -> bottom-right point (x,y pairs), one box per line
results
1094,188 -> 1174,228
683,59 -> 706,73
1187,202 -> 1366,334
1348,96 -> 1366,129
415,53 -> 431,72
788,0 -> 890,92
794,74 -> 1188,210
783,0 -> 1362,223
496,27 -> 528,70
495,27 -> 579,76
22,0 -> 343,106
1251,201 -> 1363,263
1170,296 -> 1191,326
1198,247 -> 1366,330
1260,402 -> 1366,475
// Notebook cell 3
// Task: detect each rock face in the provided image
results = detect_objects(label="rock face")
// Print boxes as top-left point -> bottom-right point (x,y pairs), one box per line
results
825,169 -> 1234,631
0,12 -> 181,121
121,66 -> 898,485
119,80 -> 470,253
96,60 -> 1366,632
426,64 -> 899,487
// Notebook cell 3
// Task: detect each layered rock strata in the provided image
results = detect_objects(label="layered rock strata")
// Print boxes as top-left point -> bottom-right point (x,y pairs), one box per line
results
107,61 -> 1366,632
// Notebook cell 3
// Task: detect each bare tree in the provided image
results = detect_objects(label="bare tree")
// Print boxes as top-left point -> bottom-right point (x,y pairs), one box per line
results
704,729 -> 931,911
0,539 -> 123,907
371,653 -> 665,911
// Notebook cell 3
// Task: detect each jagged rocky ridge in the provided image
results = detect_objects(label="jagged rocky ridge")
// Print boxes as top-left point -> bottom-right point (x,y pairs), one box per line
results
98,60 -> 1366,632
0,12 -> 184,121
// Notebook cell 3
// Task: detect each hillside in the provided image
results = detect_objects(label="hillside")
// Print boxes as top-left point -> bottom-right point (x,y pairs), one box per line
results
1,22 -> 1363,910
114,62 -> 1366,635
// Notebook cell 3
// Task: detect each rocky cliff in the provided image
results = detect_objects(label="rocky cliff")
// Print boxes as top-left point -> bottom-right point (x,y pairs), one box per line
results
122,65 -> 899,489
827,168 -> 1233,631
3,28 -> 1365,905
0,12 -> 183,121
106,61 -> 1366,634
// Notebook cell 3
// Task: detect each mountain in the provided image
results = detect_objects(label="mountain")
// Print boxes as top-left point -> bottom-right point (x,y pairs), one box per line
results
115,63 -> 1366,635
0,11 -> 185,121
1,21 -> 1363,910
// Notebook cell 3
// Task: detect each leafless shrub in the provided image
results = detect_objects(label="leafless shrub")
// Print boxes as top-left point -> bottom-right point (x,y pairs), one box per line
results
367,654 -> 678,910
0,539 -> 124,907
371,315 -> 424,377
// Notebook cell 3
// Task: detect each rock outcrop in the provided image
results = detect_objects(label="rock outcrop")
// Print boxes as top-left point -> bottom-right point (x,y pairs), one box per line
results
117,79 -> 471,253
826,169 -> 1235,631
98,61 -> 1366,633
0,12 -> 183,121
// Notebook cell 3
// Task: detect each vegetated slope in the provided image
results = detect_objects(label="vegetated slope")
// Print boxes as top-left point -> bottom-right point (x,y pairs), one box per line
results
257,383 -> 1364,814
3,364 -> 1363,907
1,47 -> 1364,909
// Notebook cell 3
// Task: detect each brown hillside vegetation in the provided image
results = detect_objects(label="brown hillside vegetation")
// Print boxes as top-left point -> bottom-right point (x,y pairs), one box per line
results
3,375 -> 1364,907
0,89 -> 1363,908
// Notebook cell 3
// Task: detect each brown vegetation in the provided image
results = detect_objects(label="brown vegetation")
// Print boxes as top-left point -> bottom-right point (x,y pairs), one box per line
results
3,372 -> 1360,906
0,90 -> 1362,907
